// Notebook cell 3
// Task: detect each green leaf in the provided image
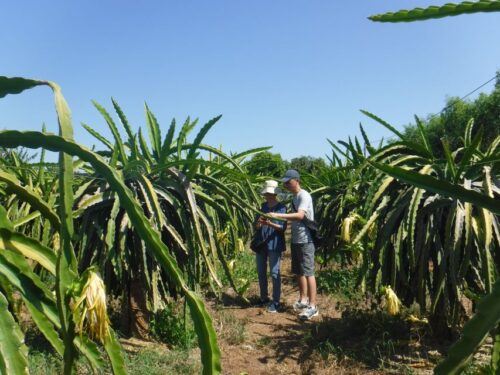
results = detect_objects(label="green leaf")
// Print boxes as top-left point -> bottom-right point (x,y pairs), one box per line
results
104,196 -> 121,268
0,251 -> 64,351
0,206 -> 14,230
0,250 -> 102,368
361,110 -> 406,140
137,175 -> 165,228
435,278 -> 500,374
441,138 -> 457,181
23,297 -> 65,356
0,169 -> 61,229
231,146 -> 273,162
145,103 -> 162,159
0,291 -> 29,375
405,165 -> 433,268
455,126 -> 483,183
177,117 -> 197,160
160,118 -> 176,163
0,228 -> 57,274
464,118 -> 474,148
184,115 -> 222,176
138,127 -> 154,164
112,98 -> 139,158
1,78 -> 79,370
45,82 -> 79,373
492,327 -> 500,372
103,329 -> 126,375
353,196 -> 389,244
0,76 -> 45,98
12,211 -> 41,228
369,1 -> 500,23
359,123 -> 376,154
166,168 -> 222,288
361,110 -> 433,157
0,130 -> 222,374
82,123 -> 114,151
415,115 -> 433,158
368,160 -> 500,215
92,100 -> 127,165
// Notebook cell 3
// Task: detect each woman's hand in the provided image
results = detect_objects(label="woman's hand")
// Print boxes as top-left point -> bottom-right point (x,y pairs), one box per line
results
259,217 -> 270,225
260,216 -> 284,232
256,216 -> 267,228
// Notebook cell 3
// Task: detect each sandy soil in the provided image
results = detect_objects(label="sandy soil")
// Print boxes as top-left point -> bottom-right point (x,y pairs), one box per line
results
212,252 -> 388,375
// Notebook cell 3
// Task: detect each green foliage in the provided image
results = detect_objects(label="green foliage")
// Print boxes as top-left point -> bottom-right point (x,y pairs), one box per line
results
150,302 -> 196,349
316,267 -> 359,299
29,350 -> 92,375
29,346 -> 201,375
0,76 -> 116,375
303,131 -> 372,265
288,155 -> 326,175
402,83 -> 500,158
368,161 -> 500,215
0,291 -> 29,374
0,127 -> 223,374
369,1 -> 500,23
311,102 -> 498,371
0,76 -> 228,374
77,100 -> 259,316
434,279 -> 500,374
360,113 -> 498,327
243,151 -> 286,178
124,348 -> 201,375
461,362 -> 494,375
219,250 -> 258,295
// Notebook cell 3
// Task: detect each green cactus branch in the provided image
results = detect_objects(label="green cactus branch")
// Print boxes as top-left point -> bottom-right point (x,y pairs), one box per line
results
369,1 -> 500,23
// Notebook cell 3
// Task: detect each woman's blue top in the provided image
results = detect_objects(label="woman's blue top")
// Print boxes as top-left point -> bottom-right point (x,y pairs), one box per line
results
257,202 -> 287,252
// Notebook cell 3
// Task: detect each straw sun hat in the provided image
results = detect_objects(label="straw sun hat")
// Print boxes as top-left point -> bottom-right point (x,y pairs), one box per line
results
260,180 -> 280,195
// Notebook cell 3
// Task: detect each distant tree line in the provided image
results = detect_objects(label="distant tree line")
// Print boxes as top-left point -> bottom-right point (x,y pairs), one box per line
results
243,152 -> 326,178
245,74 -> 499,177
402,73 -> 500,157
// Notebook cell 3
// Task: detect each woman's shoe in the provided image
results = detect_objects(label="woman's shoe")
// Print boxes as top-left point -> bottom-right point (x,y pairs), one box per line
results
255,297 -> 270,307
267,302 -> 280,313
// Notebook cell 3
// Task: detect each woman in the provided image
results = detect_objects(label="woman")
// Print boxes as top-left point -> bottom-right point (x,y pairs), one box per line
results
255,180 -> 287,313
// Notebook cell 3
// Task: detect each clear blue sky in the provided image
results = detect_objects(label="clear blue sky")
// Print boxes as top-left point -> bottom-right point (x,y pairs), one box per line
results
1,1 -> 499,161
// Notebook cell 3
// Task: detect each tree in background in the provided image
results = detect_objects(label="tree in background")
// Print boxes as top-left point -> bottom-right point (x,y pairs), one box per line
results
243,151 -> 287,178
289,156 -> 326,175
402,74 -> 500,157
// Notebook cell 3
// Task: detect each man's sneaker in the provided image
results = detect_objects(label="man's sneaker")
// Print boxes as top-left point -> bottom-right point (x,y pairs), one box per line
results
267,302 -> 280,313
293,300 -> 309,312
299,306 -> 319,320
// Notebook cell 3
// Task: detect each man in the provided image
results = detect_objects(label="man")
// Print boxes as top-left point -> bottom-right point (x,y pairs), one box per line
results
269,169 -> 318,320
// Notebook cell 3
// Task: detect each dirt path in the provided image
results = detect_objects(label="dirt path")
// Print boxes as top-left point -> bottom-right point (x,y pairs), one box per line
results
212,252 -> 382,375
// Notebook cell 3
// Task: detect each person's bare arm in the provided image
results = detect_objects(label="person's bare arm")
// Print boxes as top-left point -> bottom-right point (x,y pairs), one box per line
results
269,210 -> 305,221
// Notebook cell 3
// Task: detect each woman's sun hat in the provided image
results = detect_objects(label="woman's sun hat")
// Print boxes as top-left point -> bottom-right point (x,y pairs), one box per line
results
261,180 -> 280,195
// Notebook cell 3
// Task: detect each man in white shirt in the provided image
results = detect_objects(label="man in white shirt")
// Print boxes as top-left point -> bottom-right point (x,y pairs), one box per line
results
269,169 -> 318,320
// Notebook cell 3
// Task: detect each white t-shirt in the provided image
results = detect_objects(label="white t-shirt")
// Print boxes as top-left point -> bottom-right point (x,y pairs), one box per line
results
291,189 -> 314,244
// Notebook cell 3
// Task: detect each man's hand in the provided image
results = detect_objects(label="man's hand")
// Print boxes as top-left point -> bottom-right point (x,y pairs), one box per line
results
268,212 -> 279,219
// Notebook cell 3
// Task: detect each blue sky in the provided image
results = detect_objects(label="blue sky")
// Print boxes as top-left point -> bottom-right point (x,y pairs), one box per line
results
1,1 -> 499,161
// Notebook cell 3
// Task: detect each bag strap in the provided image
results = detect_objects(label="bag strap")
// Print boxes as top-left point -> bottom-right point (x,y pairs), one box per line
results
291,200 -> 306,223
291,200 -> 317,230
